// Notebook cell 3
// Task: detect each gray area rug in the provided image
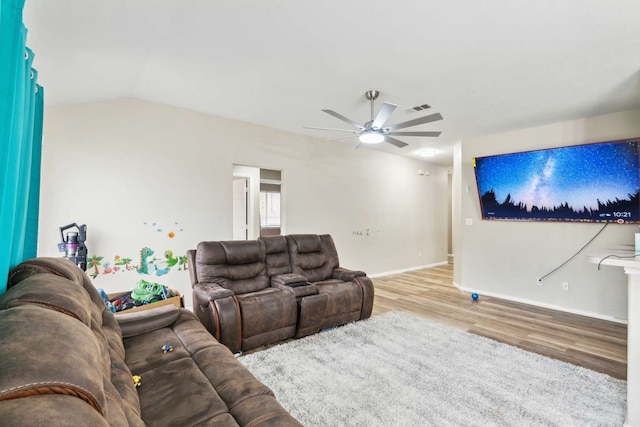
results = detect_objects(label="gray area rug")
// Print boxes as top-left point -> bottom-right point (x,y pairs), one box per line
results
239,311 -> 626,427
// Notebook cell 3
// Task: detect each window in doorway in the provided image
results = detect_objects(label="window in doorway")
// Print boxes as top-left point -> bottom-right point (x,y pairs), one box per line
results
259,169 -> 282,236
260,191 -> 281,227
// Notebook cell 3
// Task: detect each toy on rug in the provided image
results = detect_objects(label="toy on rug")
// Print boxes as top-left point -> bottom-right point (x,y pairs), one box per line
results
161,344 -> 173,353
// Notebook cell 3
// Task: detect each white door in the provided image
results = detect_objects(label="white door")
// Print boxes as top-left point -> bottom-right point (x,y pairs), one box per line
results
232,177 -> 248,240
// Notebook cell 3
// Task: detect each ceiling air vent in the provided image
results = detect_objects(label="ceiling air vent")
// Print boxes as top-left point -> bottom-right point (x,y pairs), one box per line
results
412,103 -> 431,111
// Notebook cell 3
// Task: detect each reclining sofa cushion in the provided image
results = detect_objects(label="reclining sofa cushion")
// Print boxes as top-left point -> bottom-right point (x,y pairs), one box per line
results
122,308 -> 299,426
194,240 -> 270,294
286,234 -> 339,282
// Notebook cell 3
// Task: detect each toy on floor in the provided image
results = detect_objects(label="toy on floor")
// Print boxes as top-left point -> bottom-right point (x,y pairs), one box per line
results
471,292 -> 479,301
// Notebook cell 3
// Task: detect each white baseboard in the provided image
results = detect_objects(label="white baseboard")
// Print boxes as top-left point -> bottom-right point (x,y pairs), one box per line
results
453,282 -> 627,325
369,261 -> 449,278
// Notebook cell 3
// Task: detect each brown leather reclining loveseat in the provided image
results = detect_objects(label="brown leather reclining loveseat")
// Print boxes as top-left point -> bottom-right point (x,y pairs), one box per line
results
0,258 -> 301,426
187,234 -> 374,354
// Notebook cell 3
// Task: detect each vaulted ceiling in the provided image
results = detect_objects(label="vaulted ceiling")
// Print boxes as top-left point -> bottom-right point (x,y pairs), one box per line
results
23,0 -> 640,165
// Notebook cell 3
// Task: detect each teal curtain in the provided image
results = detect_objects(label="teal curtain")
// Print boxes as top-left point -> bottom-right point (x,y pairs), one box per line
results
0,0 -> 44,294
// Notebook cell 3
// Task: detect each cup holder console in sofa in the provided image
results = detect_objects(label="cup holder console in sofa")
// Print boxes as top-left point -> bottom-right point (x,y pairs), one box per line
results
187,234 -> 374,353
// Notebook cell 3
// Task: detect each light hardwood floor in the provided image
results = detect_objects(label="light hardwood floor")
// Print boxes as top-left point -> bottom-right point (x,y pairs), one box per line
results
371,260 -> 627,380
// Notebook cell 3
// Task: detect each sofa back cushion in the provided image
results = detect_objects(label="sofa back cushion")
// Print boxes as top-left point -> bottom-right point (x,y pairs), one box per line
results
7,257 -> 87,291
195,240 -> 269,294
286,234 -> 340,282
1,273 -> 93,326
260,235 -> 292,277
1,258 -> 143,426
0,305 -> 107,413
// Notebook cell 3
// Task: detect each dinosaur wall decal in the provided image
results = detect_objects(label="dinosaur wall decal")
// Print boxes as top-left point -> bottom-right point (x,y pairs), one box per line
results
136,247 -> 155,274
164,250 -> 179,268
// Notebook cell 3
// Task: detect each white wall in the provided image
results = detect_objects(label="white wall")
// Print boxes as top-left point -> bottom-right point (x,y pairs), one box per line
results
38,98 -> 449,309
455,108 -> 640,321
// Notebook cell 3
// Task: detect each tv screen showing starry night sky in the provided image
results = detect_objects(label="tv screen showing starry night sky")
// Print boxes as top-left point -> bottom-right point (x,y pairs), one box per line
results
474,139 -> 640,223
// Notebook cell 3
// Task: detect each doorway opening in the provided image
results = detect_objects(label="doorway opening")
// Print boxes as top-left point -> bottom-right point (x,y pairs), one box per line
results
232,165 -> 283,240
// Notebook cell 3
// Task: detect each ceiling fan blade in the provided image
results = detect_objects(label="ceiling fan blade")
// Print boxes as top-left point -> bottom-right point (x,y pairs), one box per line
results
389,131 -> 442,137
384,136 -> 409,148
328,135 -> 357,141
372,102 -> 397,129
387,113 -> 443,131
322,109 -> 364,129
303,126 -> 357,133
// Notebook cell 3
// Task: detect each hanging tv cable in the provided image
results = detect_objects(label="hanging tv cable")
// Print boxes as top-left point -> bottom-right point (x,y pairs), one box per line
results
538,223 -> 608,282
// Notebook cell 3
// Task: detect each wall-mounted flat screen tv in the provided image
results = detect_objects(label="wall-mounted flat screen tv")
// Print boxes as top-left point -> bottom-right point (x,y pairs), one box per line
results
473,138 -> 640,223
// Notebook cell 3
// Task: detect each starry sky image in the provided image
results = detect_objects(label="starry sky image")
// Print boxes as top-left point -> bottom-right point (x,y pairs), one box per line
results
474,140 -> 640,212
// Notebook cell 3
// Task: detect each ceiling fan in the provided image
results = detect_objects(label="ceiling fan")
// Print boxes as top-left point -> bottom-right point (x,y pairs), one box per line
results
305,90 -> 443,148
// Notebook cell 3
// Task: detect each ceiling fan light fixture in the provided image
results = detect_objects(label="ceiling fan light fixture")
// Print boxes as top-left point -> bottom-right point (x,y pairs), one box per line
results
309,90 -> 443,150
359,132 -> 385,144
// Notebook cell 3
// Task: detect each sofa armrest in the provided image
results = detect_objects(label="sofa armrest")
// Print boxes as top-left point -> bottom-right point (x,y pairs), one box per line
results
193,282 -> 234,305
115,304 -> 181,338
333,267 -> 366,281
354,276 -> 375,320
192,282 -> 241,353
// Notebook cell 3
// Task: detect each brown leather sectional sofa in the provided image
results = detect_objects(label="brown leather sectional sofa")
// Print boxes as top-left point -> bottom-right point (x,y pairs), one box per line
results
0,258 -> 301,426
188,234 -> 375,353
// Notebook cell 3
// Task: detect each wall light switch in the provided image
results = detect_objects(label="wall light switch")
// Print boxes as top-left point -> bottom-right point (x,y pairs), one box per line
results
465,218 -> 473,226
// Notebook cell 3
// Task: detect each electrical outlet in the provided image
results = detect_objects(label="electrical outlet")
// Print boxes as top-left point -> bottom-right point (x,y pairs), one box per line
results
418,251 -> 422,257
537,279 -> 543,286
562,281 -> 569,291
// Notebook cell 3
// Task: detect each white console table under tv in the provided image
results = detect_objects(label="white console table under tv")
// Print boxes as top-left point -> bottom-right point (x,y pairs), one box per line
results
588,247 -> 639,427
